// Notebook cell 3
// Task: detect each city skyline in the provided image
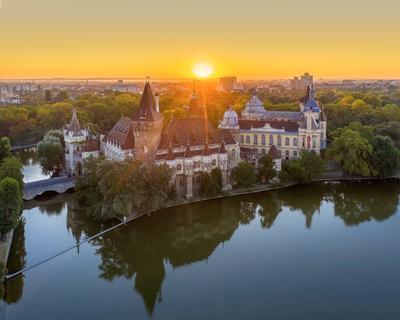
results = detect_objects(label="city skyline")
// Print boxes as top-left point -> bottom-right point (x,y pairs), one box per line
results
0,0 -> 400,79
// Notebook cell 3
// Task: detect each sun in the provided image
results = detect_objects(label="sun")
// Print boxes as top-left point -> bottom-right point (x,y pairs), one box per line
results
192,63 -> 213,78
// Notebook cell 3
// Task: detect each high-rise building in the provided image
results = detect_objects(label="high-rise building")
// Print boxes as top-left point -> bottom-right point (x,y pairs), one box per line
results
291,73 -> 313,90
218,77 -> 242,92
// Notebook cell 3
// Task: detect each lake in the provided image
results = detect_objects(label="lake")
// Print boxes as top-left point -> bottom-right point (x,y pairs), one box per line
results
15,148 -> 50,183
1,180 -> 400,319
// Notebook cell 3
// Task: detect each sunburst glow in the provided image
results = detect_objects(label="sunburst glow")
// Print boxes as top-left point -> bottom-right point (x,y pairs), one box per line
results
193,63 -> 213,78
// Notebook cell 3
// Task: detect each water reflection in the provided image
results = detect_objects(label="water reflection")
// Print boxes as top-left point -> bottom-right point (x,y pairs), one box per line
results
15,148 -> 50,183
4,220 -> 26,304
3,181 -> 400,315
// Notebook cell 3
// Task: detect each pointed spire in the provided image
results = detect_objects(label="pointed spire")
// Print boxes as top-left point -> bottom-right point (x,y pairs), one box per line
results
309,84 -> 315,100
184,139 -> 193,158
219,139 -> 227,154
300,86 -> 311,104
166,143 -> 175,160
132,81 -> 163,121
69,108 -> 81,132
203,139 -> 211,156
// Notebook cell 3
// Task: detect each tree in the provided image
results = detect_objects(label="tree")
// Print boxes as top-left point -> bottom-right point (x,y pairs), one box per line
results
279,161 -> 308,184
77,159 -> 172,221
53,91 -> 69,102
327,130 -> 375,176
370,135 -> 400,177
376,122 -> 400,148
44,129 -> 65,146
279,151 -> 324,184
0,157 -> 24,192
231,162 -> 257,188
37,135 -> 64,176
199,168 -> 223,196
0,178 -> 22,239
0,137 -> 11,162
299,150 -> 325,179
258,155 -> 276,183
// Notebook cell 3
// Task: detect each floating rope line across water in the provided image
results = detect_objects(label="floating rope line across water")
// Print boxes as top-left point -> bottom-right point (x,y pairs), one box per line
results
4,214 -> 145,281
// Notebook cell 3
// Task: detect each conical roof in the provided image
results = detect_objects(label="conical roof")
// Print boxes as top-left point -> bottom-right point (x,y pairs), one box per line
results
133,82 -> 163,121
185,140 -> 193,158
219,140 -> 227,154
268,145 -> 281,159
166,144 -> 175,160
202,140 -> 211,156
69,109 -> 81,132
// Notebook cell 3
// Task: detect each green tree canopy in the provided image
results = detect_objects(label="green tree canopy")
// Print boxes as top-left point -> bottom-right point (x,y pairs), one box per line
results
327,129 -> 375,176
279,151 -> 325,184
0,157 -> 24,192
76,158 -> 172,221
258,155 -> 276,183
231,162 -> 257,188
0,137 -> 12,162
0,178 -> 22,239
370,135 -> 400,177
199,168 -> 223,196
37,135 -> 64,176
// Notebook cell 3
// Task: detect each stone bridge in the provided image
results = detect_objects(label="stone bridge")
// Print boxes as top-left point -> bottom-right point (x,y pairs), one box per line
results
23,176 -> 77,201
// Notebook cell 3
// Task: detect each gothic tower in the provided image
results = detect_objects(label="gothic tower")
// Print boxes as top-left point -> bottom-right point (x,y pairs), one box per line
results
132,81 -> 164,163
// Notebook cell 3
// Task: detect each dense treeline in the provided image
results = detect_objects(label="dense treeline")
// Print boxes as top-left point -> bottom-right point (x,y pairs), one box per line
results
76,157 -> 172,221
0,138 -> 23,240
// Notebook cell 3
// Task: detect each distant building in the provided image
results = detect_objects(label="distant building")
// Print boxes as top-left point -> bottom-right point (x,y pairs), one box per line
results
218,77 -> 243,92
291,73 -> 313,90
112,80 -> 140,93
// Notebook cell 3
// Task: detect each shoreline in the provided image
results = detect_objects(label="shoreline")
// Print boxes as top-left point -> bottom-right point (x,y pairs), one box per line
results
120,175 -> 400,221
4,176 -> 399,281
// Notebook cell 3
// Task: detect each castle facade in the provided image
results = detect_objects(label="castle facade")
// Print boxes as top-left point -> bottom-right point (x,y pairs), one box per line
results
64,82 -> 327,199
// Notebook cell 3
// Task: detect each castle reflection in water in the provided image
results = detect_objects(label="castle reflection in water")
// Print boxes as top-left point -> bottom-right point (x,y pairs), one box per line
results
4,181 -> 400,314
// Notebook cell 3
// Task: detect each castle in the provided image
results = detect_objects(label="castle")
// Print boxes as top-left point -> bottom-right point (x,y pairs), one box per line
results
64,82 -> 327,198
219,86 -> 327,163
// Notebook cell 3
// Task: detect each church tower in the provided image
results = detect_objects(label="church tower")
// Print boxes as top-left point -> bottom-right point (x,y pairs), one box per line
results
132,81 -> 164,163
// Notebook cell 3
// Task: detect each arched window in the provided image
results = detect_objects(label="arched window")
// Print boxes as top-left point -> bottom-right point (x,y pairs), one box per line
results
285,137 -> 290,146
293,138 -> 298,146
261,135 -> 266,145
269,135 -> 274,145
254,134 -> 258,145
277,135 -> 282,146
240,135 -> 244,143
293,150 -> 298,157
246,136 -> 250,144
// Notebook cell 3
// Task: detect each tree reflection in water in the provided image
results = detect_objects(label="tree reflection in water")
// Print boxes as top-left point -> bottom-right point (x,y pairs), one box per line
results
2,181 -> 399,314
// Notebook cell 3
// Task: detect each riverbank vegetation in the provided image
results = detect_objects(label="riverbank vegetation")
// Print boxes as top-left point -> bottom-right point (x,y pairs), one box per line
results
0,137 -> 24,241
76,157 -> 172,221
37,130 -> 65,177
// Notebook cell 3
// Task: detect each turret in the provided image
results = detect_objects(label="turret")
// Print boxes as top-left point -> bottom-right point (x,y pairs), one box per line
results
132,80 -> 164,163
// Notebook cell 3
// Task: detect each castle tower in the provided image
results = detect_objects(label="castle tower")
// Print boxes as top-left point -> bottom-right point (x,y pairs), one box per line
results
132,81 -> 164,163
64,109 -> 87,175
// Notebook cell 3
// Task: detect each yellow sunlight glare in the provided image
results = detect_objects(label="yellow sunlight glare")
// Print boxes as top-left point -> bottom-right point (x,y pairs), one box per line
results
192,63 -> 213,78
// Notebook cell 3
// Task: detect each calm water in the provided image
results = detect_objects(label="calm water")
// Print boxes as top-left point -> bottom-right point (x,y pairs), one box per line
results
1,181 -> 400,319
16,148 -> 50,183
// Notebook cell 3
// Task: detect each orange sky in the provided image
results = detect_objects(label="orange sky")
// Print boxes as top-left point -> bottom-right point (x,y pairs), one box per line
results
0,0 -> 399,79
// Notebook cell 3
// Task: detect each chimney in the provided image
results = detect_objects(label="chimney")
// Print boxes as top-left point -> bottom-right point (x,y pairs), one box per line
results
155,94 -> 160,112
